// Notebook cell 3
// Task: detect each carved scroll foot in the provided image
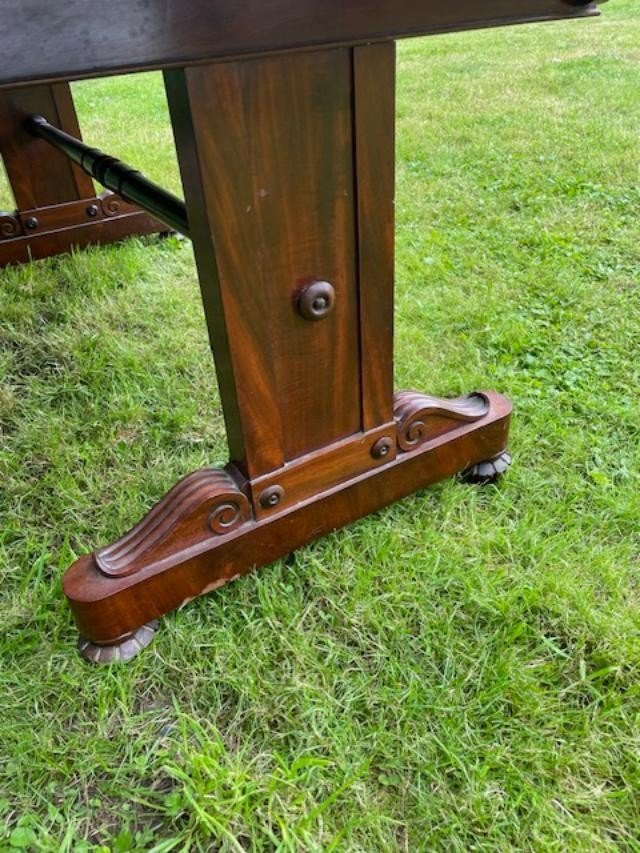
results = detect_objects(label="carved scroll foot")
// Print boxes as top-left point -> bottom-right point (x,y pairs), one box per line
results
460,450 -> 512,485
94,467 -> 251,579
71,466 -> 252,663
394,390 -> 490,451
78,620 -> 158,664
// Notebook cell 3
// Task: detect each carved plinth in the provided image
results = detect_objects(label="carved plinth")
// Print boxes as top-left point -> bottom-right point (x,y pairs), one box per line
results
394,391 -> 491,450
64,391 -> 511,658
0,192 -> 169,267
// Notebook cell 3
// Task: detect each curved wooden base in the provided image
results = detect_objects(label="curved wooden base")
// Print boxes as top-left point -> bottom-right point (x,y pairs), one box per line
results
0,205 -> 171,267
63,390 -> 512,655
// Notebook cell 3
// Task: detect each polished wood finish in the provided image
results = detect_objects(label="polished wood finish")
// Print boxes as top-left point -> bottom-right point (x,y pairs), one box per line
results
165,51 -> 362,476
1,1 -> 600,91
95,469 -> 251,578
354,43 -> 396,431
64,41 -> 515,656
0,191 -> 172,266
394,392 -> 491,450
64,392 -> 512,645
245,424 -> 398,520
0,0 -> 605,659
0,83 -> 170,266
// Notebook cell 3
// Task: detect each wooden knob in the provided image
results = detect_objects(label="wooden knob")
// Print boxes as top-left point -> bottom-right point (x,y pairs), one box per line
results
297,280 -> 335,321
259,485 -> 284,510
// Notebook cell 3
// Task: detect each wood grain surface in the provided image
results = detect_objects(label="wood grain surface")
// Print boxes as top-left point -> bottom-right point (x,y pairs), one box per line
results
0,1 -> 601,90
64,393 -> 512,645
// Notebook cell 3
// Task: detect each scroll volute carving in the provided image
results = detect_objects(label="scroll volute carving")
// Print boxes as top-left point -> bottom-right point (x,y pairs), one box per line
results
0,212 -> 22,239
95,468 -> 251,578
100,191 -> 122,217
394,391 -> 490,452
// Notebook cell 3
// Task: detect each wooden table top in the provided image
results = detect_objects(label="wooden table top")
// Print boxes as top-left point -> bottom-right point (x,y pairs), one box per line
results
1,0 -> 602,90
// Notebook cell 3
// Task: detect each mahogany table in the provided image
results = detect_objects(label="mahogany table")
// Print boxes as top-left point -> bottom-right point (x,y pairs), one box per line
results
0,0 -> 605,662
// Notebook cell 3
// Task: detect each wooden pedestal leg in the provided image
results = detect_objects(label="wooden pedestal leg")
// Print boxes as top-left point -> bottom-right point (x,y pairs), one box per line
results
63,43 -> 512,662
0,82 -> 169,266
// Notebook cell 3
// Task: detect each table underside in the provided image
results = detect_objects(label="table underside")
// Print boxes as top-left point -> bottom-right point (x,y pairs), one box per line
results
1,0 -> 600,90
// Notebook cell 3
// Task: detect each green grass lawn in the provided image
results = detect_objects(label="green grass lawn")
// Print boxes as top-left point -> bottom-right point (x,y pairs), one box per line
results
1,2 -> 639,849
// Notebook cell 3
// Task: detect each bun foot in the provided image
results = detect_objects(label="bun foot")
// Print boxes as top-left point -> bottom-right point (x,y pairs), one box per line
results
77,620 -> 159,664
460,450 -> 512,485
